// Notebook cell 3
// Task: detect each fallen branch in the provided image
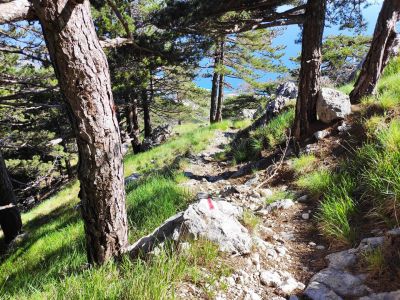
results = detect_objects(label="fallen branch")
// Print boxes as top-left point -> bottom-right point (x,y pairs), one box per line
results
0,204 -> 15,211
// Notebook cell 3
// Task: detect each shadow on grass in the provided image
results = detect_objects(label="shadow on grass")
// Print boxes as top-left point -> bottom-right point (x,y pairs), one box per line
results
0,203 -> 81,264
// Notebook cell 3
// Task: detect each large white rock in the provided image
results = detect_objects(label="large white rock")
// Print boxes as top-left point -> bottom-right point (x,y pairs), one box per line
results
181,199 -> 252,255
317,88 -> 351,124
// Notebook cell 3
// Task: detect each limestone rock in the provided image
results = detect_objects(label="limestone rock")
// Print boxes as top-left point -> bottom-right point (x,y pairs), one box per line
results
326,249 -> 357,269
260,270 -> 282,287
316,88 -> 351,124
304,281 -> 343,300
181,199 -> 252,255
309,268 -> 370,297
360,290 -> 400,300
276,81 -> 298,99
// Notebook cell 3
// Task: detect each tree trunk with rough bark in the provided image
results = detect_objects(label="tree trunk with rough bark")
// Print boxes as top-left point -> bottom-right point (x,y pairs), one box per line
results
210,44 -> 220,124
142,89 -> 152,138
126,94 -> 142,154
31,0 -> 128,265
0,150 -> 22,244
215,39 -> 225,122
293,0 -> 326,139
350,0 -> 400,103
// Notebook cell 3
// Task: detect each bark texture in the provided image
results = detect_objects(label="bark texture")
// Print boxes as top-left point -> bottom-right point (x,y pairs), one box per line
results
31,0 -> 128,264
210,44 -> 220,123
350,0 -> 400,103
215,39 -> 225,122
126,95 -> 142,154
293,0 -> 326,139
0,150 -> 22,243
142,90 -> 152,138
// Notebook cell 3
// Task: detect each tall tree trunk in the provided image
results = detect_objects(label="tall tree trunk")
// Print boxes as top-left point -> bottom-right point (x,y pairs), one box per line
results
210,43 -> 220,124
215,39 -> 225,123
142,89 -> 152,138
126,94 -> 142,154
0,150 -> 22,244
293,0 -> 326,139
350,0 -> 400,103
31,0 -> 128,265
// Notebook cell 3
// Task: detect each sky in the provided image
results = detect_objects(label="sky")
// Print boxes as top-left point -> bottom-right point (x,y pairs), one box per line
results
194,0 -> 384,92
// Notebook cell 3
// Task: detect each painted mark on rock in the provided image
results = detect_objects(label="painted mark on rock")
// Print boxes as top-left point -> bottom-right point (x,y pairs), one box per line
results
208,198 -> 215,210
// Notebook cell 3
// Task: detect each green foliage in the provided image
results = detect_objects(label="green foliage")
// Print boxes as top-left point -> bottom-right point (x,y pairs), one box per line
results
322,35 -> 370,84
242,210 -> 260,232
352,121 -> 400,225
127,176 -> 191,240
361,247 -> 386,276
265,190 -> 294,204
222,94 -> 264,119
124,121 -> 231,175
291,154 -> 317,175
252,108 -> 295,149
316,174 -> 357,244
296,169 -> 332,196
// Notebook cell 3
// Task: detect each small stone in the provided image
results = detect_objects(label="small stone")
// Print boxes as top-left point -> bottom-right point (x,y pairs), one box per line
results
360,290 -> 400,300
314,130 -> 330,140
245,291 -> 262,300
275,245 -> 287,256
259,188 -> 274,197
279,275 -> 305,294
252,191 -> 261,199
387,227 -> 400,236
309,242 -> 317,247
260,270 -> 282,287
316,245 -> 326,250
302,213 -> 310,220
297,195 -> 309,202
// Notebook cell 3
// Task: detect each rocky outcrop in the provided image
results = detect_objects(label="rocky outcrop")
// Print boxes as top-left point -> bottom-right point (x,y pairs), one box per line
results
304,232 -> 400,300
316,88 -> 351,124
241,109 -> 257,119
127,198 -> 252,258
180,198 -> 252,254
141,124 -> 172,151
276,81 -> 298,99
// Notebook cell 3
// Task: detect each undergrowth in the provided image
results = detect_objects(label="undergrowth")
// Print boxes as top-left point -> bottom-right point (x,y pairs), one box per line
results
232,108 -> 295,163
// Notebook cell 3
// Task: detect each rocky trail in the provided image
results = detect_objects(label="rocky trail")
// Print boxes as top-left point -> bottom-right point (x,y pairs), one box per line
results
169,125 -> 400,300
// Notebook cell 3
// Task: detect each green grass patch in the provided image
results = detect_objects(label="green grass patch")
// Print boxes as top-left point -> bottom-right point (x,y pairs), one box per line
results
252,108 -> 295,149
231,108 -> 295,163
242,210 -> 261,232
296,169 -> 332,196
265,190 -> 294,204
291,154 -> 317,175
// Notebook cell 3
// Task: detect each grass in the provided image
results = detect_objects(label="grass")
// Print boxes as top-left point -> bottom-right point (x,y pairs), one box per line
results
291,154 -> 317,174
242,210 -> 261,232
361,246 -> 387,276
124,121 -> 233,176
0,121 -> 234,299
252,108 -> 295,149
232,108 -> 295,163
309,57 -> 400,244
296,169 -> 332,196
265,190 -> 295,204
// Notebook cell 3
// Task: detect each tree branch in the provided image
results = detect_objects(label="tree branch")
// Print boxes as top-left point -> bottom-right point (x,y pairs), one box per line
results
0,0 -> 36,24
